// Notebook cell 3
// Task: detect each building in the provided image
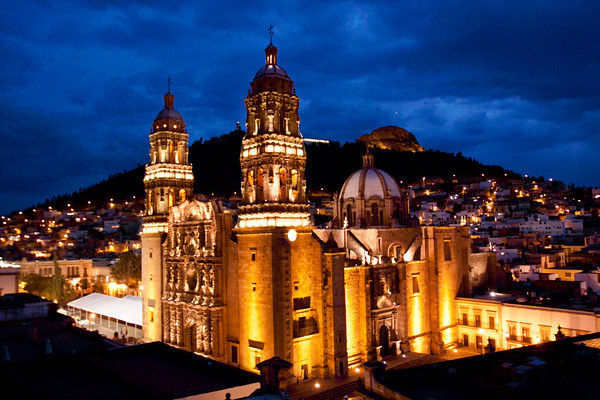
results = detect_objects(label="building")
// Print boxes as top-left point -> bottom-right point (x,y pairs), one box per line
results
141,85 -> 195,342
16,257 -> 112,287
141,41 -> 495,381
0,259 -> 19,295
17,258 -> 93,279
361,331 -> 600,400
456,293 -> 600,353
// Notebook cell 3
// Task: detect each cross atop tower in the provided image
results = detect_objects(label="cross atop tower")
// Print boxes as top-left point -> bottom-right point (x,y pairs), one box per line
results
268,24 -> 274,44
167,76 -> 172,93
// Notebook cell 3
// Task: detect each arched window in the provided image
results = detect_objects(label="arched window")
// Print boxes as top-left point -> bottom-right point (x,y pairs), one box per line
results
371,203 -> 379,225
291,169 -> 298,189
247,170 -> 254,187
279,168 -> 286,201
379,325 -> 390,356
175,143 -> 181,163
179,189 -> 186,203
169,141 -> 175,163
148,191 -> 154,215
346,204 -> 353,226
151,145 -> 157,163
160,141 -> 166,162
279,168 -> 286,184
257,168 -> 264,188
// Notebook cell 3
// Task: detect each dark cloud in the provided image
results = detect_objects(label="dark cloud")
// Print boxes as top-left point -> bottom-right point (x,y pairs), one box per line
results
1,1 -> 599,214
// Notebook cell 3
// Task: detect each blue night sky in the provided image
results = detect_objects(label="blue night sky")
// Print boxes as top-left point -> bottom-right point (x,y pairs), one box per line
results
1,1 -> 599,214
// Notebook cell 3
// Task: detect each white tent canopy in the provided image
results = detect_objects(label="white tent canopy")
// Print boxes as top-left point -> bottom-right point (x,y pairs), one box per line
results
67,293 -> 142,326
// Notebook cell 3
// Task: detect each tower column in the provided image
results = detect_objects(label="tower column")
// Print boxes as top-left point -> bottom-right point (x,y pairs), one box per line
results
142,89 -> 194,343
238,41 -> 310,229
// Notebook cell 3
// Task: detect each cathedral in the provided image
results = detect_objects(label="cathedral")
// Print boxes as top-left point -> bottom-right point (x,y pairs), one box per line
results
141,41 -> 495,381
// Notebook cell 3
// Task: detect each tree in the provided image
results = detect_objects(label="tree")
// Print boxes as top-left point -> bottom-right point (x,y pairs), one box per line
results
49,252 -> 72,304
22,254 -> 72,304
22,273 -> 52,298
92,277 -> 106,294
79,268 -> 89,291
111,251 -> 141,287
50,253 -> 64,301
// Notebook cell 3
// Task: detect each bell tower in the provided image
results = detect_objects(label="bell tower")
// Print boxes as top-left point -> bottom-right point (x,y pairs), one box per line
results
238,41 -> 310,228
142,87 -> 194,342
233,40 -> 328,378
143,89 -> 194,233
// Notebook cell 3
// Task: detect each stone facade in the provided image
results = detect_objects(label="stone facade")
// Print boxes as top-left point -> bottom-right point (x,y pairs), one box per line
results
238,42 -> 309,229
141,42 -> 493,382
141,90 -> 194,342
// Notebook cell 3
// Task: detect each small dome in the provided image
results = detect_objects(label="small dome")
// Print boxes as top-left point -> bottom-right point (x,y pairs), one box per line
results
154,92 -> 184,122
155,107 -> 183,122
253,42 -> 291,81
340,153 -> 401,200
254,64 -> 290,80
152,92 -> 186,133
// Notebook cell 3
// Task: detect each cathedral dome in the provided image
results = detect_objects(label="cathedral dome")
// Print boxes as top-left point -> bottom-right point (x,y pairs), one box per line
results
340,154 -> 401,200
253,43 -> 291,81
253,63 -> 290,80
249,42 -> 295,96
155,107 -> 183,122
154,92 -> 183,122
153,91 -> 186,133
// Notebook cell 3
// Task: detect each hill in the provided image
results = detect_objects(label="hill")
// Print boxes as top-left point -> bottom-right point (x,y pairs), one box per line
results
358,126 -> 425,152
31,128 -> 521,212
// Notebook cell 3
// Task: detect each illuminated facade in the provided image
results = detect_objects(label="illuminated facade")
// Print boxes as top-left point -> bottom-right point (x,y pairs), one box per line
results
142,42 -> 490,382
238,42 -> 309,229
318,225 -> 476,365
456,295 -> 600,352
143,90 -> 194,234
142,90 -> 194,341
161,199 -> 230,357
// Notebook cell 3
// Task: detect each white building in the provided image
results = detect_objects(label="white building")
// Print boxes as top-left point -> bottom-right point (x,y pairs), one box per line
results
457,294 -> 600,352
519,220 -> 565,236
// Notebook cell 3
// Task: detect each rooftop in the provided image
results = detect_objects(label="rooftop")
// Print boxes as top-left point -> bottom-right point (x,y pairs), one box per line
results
374,331 -> 600,400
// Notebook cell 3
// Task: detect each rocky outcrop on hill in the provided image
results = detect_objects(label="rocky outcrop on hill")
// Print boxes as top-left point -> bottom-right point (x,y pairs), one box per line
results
358,126 -> 424,152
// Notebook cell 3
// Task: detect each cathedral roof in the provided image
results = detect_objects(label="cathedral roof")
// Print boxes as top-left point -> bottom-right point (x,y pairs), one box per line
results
253,64 -> 290,80
154,92 -> 184,123
253,43 -> 291,81
153,91 -> 186,133
155,107 -> 183,121
340,153 -> 401,200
